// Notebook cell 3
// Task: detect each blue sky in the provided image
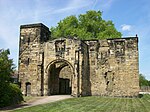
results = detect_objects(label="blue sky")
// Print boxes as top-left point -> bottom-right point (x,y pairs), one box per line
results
0,0 -> 150,80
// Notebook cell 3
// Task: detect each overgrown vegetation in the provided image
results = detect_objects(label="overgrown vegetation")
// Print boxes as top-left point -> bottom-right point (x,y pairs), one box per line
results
13,95 -> 150,112
51,10 -> 122,40
0,49 -> 23,108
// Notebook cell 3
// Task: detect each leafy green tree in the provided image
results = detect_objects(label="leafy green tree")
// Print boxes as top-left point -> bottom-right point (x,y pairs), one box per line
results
0,49 -> 23,107
51,10 -> 122,40
139,74 -> 149,86
0,49 -> 14,83
149,81 -> 150,86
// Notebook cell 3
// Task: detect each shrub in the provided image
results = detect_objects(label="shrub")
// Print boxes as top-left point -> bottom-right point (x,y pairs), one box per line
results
0,83 -> 23,108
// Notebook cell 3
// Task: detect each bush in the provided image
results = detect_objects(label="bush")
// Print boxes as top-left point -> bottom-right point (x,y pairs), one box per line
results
0,83 -> 23,108
0,49 -> 23,108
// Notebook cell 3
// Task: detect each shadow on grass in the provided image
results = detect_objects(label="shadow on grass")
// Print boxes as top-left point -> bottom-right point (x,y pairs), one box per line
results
138,94 -> 144,98
0,103 -> 31,111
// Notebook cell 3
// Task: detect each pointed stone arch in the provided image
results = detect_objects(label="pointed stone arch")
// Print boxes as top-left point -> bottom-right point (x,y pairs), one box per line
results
45,59 -> 75,95
45,59 -> 74,74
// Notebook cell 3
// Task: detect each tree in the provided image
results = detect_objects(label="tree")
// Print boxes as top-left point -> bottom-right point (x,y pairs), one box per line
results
0,49 -> 23,107
139,74 -> 149,86
0,49 -> 14,83
51,10 -> 122,40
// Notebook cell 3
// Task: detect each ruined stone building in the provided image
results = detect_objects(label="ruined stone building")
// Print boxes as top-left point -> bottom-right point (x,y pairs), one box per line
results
18,23 -> 139,97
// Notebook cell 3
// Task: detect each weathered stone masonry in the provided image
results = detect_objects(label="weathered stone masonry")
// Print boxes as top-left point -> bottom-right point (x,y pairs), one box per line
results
19,23 -> 139,97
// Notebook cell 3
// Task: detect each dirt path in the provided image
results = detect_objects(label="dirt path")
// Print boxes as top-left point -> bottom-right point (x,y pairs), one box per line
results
0,95 -> 73,112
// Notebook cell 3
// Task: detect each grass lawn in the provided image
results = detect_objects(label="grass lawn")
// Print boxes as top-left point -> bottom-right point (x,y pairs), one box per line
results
13,94 -> 150,112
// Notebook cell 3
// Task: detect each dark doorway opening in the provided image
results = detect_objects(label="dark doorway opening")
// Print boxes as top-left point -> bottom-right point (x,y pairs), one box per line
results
59,78 -> 71,94
48,60 -> 73,95
25,82 -> 31,96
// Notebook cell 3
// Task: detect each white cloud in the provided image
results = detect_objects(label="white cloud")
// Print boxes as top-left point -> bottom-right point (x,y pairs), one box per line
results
94,0 -> 115,11
101,0 -> 114,9
15,0 -> 93,21
121,24 -> 132,31
45,0 -> 92,15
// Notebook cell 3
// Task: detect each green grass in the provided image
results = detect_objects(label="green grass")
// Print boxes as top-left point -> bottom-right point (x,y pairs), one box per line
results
13,95 -> 150,112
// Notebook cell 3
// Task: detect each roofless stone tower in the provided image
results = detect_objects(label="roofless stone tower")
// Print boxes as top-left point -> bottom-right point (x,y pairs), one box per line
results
19,23 -> 50,96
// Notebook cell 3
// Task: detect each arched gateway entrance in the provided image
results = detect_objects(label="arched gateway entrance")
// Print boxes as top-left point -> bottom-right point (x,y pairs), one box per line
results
47,59 -> 74,95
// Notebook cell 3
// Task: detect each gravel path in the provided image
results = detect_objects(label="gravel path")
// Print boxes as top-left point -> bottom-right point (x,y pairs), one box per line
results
0,95 -> 73,112
27,95 -> 72,106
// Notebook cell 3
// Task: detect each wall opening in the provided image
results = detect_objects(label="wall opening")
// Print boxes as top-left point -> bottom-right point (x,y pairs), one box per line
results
48,60 -> 73,95
59,66 -> 72,95
25,82 -> 31,96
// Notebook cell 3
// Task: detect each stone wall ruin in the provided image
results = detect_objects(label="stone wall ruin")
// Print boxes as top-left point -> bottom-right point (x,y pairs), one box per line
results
18,23 -> 139,97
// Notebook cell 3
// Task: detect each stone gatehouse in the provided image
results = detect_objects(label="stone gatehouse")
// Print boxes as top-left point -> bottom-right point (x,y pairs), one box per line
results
18,23 -> 139,97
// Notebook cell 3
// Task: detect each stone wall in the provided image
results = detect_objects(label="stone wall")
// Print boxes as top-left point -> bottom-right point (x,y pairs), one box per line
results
84,38 -> 139,97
